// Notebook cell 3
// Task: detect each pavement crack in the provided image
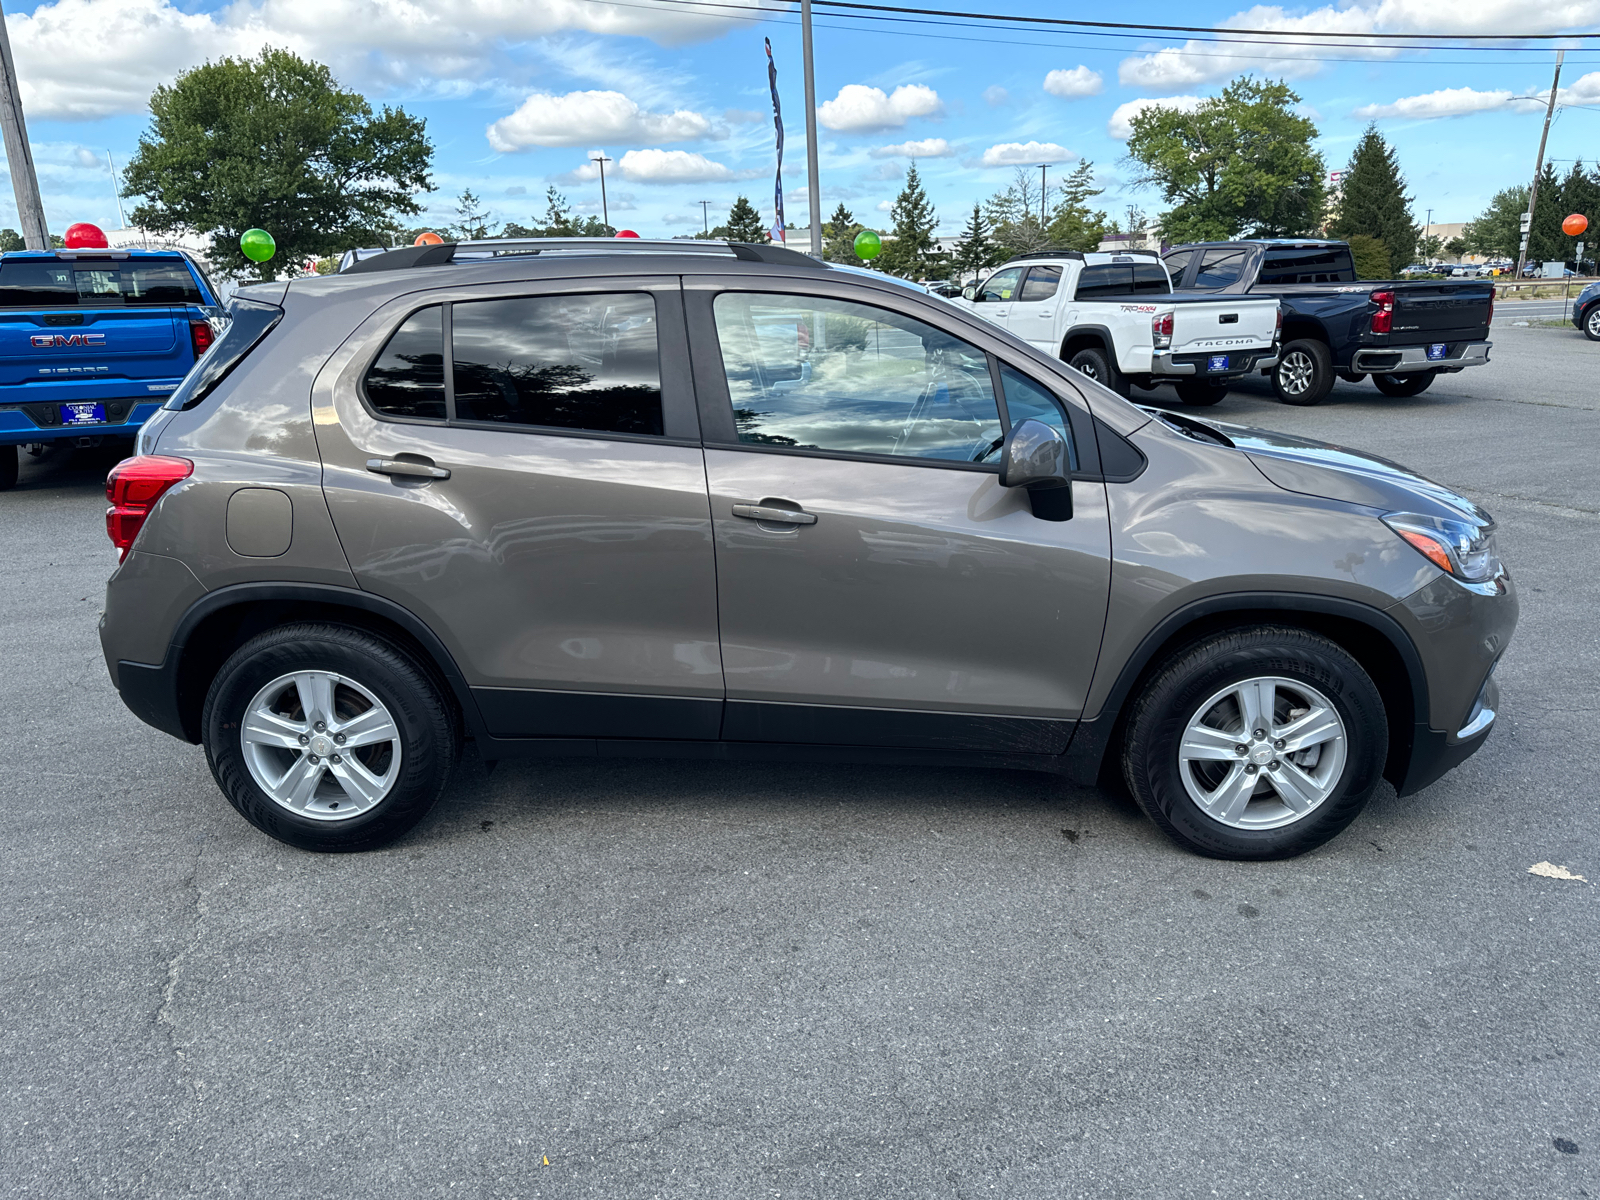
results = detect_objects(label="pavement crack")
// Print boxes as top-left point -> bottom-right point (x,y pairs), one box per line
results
154,841 -> 208,1066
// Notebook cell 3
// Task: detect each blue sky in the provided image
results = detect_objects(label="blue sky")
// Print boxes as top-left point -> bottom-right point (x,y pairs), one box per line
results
7,0 -> 1600,241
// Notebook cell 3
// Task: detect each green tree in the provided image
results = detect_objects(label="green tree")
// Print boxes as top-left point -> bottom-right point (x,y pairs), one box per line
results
1126,77 -> 1325,242
1348,234 -> 1391,280
1416,233 -> 1443,263
822,202 -> 866,265
1557,161 -> 1600,264
450,188 -> 493,240
1046,161 -> 1109,252
722,196 -> 767,243
1461,186 -> 1528,260
0,228 -> 22,252
985,167 -> 1050,259
878,162 -> 942,277
502,187 -> 613,239
1444,235 -> 1468,259
1327,124 -> 1418,272
951,202 -> 996,275
122,47 -> 433,280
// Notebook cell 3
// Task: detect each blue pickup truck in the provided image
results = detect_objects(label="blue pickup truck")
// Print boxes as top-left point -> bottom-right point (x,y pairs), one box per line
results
0,247 -> 222,488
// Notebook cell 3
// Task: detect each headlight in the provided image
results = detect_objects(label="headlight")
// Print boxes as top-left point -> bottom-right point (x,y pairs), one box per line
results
1383,511 -> 1501,582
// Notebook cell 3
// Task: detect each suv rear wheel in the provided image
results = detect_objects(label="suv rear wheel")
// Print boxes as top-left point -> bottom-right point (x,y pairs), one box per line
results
1272,339 -> 1334,406
1121,626 -> 1387,860
202,623 -> 457,852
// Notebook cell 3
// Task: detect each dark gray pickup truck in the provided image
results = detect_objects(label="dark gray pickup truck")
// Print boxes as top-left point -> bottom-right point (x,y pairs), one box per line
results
1163,240 -> 1494,406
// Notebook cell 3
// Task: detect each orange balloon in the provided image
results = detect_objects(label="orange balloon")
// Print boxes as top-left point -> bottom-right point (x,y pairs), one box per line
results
1562,213 -> 1589,237
413,231 -> 444,245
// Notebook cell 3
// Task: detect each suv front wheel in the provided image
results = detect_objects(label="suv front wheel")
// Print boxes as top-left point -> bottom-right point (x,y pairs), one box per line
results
1121,626 -> 1387,860
202,623 -> 458,852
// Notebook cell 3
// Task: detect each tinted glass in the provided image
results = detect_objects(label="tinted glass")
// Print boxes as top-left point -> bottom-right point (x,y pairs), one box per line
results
163,298 -> 283,411
364,306 -> 445,420
980,267 -> 1023,302
1194,250 -> 1246,289
1162,249 -> 1196,285
1075,264 -> 1133,299
1132,262 -> 1171,294
1018,266 -> 1062,301
999,366 -> 1077,470
1258,246 -> 1355,284
0,258 -> 203,307
713,293 -> 1004,464
452,293 -> 662,435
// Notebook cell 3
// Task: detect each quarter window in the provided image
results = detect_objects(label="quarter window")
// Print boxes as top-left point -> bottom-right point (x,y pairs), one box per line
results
713,293 -> 1004,465
451,293 -> 663,435
363,306 -> 446,421
1018,266 -> 1062,301
1162,250 -> 1196,286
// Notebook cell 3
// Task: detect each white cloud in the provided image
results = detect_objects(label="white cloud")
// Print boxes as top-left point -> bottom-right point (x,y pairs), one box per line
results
1043,66 -> 1103,99
8,0 -> 774,120
73,147 -> 103,168
1117,1 -> 1600,92
876,199 -> 894,212
488,90 -> 717,152
980,141 -> 1077,168
983,85 -> 1008,107
1353,87 -> 1544,120
617,148 -> 734,183
816,83 -> 942,133
1108,96 -> 1205,140
870,137 -> 953,158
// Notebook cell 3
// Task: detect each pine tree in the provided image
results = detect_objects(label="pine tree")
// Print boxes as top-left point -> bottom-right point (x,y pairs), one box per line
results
1047,161 -> 1109,252
951,203 -> 995,276
1328,124 -> 1417,274
878,162 -> 942,278
451,189 -> 494,240
1348,233 -> 1391,280
822,202 -> 865,265
722,196 -> 767,243
1557,161 -> 1600,266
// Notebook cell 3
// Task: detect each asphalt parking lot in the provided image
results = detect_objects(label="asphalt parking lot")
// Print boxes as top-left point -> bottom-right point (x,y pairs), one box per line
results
2,318 -> 1595,1198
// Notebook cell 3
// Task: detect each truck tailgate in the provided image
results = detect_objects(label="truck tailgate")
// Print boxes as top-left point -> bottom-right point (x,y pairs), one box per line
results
1168,295 -> 1278,356
0,308 -> 188,394
1387,281 -> 1493,343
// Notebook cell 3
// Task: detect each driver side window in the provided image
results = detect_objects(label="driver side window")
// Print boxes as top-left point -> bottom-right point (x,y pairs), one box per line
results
712,293 -> 1004,465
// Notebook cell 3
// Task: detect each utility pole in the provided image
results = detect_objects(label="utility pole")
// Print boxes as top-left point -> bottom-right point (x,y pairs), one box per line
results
590,153 -> 613,229
801,0 -> 822,258
1517,50 -> 1564,281
0,2 -> 49,249
106,150 -> 128,229
1038,164 -> 1048,225
699,199 -> 712,234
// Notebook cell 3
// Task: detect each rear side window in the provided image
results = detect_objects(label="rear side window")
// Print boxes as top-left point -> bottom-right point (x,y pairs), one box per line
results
1258,247 -> 1355,284
162,297 -> 283,411
1075,264 -> 1132,299
0,258 -> 204,307
1019,266 -> 1062,301
1193,250 -> 1246,290
1132,263 -> 1171,294
451,294 -> 662,436
364,307 -> 445,420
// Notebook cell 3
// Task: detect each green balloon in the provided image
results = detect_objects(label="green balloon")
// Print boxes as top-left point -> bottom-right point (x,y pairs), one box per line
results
240,228 -> 276,263
853,229 -> 883,260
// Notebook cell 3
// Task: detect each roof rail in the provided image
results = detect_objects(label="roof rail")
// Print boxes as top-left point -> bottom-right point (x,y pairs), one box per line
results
338,237 -> 827,275
1005,250 -> 1086,262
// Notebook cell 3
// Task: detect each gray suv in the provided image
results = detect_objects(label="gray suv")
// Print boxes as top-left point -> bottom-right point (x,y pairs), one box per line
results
99,238 -> 1516,859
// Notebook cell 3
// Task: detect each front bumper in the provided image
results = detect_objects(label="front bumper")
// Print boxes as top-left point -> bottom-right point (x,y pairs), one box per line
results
1153,347 -> 1278,379
0,401 -> 165,445
1351,340 -> 1491,375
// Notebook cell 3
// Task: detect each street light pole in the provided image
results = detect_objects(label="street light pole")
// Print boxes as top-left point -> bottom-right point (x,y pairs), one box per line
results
801,0 -> 823,257
0,1 -> 50,250
1516,50 -> 1564,281
1038,164 -> 1048,225
590,153 -> 613,229
699,199 -> 712,234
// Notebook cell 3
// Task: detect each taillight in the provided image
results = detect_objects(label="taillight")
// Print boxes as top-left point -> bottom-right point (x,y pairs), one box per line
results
1275,304 -> 1283,334
1486,291 -> 1494,328
189,319 -> 215,358
1370,290 -> 1395,334
105,455 -> 192,561
1152,310 -> 1173,349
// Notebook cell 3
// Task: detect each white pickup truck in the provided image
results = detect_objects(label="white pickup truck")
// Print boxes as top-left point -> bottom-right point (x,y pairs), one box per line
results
955,250 -> 1280,406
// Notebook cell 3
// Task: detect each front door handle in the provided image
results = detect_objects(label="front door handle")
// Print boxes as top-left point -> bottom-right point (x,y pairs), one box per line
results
367,457 -> 450,480
732,502 -> 817,525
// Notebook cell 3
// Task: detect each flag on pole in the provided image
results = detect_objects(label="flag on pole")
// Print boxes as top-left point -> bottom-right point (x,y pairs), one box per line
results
764,38 -> 786,243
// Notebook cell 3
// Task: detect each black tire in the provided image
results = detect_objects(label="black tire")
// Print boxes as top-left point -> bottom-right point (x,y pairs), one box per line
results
1337,370 -> 1367,384
1272,339 -> 1334,406
1067,345 -> 1129,397
202,623 -> 458,852
1174,380 -> 1228,406
1371,370 -> 1438,397
1581,304 -> 1600,341
1121,626 -> 1387,860
0,444 -> 16,490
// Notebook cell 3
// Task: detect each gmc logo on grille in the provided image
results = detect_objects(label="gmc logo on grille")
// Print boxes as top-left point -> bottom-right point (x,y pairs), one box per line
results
31,333 -> 106,348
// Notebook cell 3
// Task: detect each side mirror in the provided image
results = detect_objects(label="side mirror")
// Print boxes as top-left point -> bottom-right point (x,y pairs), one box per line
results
962,286 -> 978,302
999,418 -> 1072,521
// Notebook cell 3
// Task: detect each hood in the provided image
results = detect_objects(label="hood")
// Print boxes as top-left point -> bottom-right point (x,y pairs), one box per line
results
1196,416 -> 1491,525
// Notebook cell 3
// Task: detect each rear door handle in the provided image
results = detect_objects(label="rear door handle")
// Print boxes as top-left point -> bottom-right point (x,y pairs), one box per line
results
367,457 -> 450,480
732,502 -> 817,525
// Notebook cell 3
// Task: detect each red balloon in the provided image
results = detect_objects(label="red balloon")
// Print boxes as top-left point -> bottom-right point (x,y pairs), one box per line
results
615,229 -> 640,238
413,231 -> 444,245
64,222 -> 108,249
1563,213 -> 1589,237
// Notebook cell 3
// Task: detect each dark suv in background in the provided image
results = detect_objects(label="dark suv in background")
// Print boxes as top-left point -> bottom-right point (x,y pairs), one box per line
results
99,238 -> 1516,860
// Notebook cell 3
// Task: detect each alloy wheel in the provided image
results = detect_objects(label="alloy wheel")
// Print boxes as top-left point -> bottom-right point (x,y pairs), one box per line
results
240,671 -> 402,820
1177,675 -> 1348,830
1278,350 -> 1314,397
